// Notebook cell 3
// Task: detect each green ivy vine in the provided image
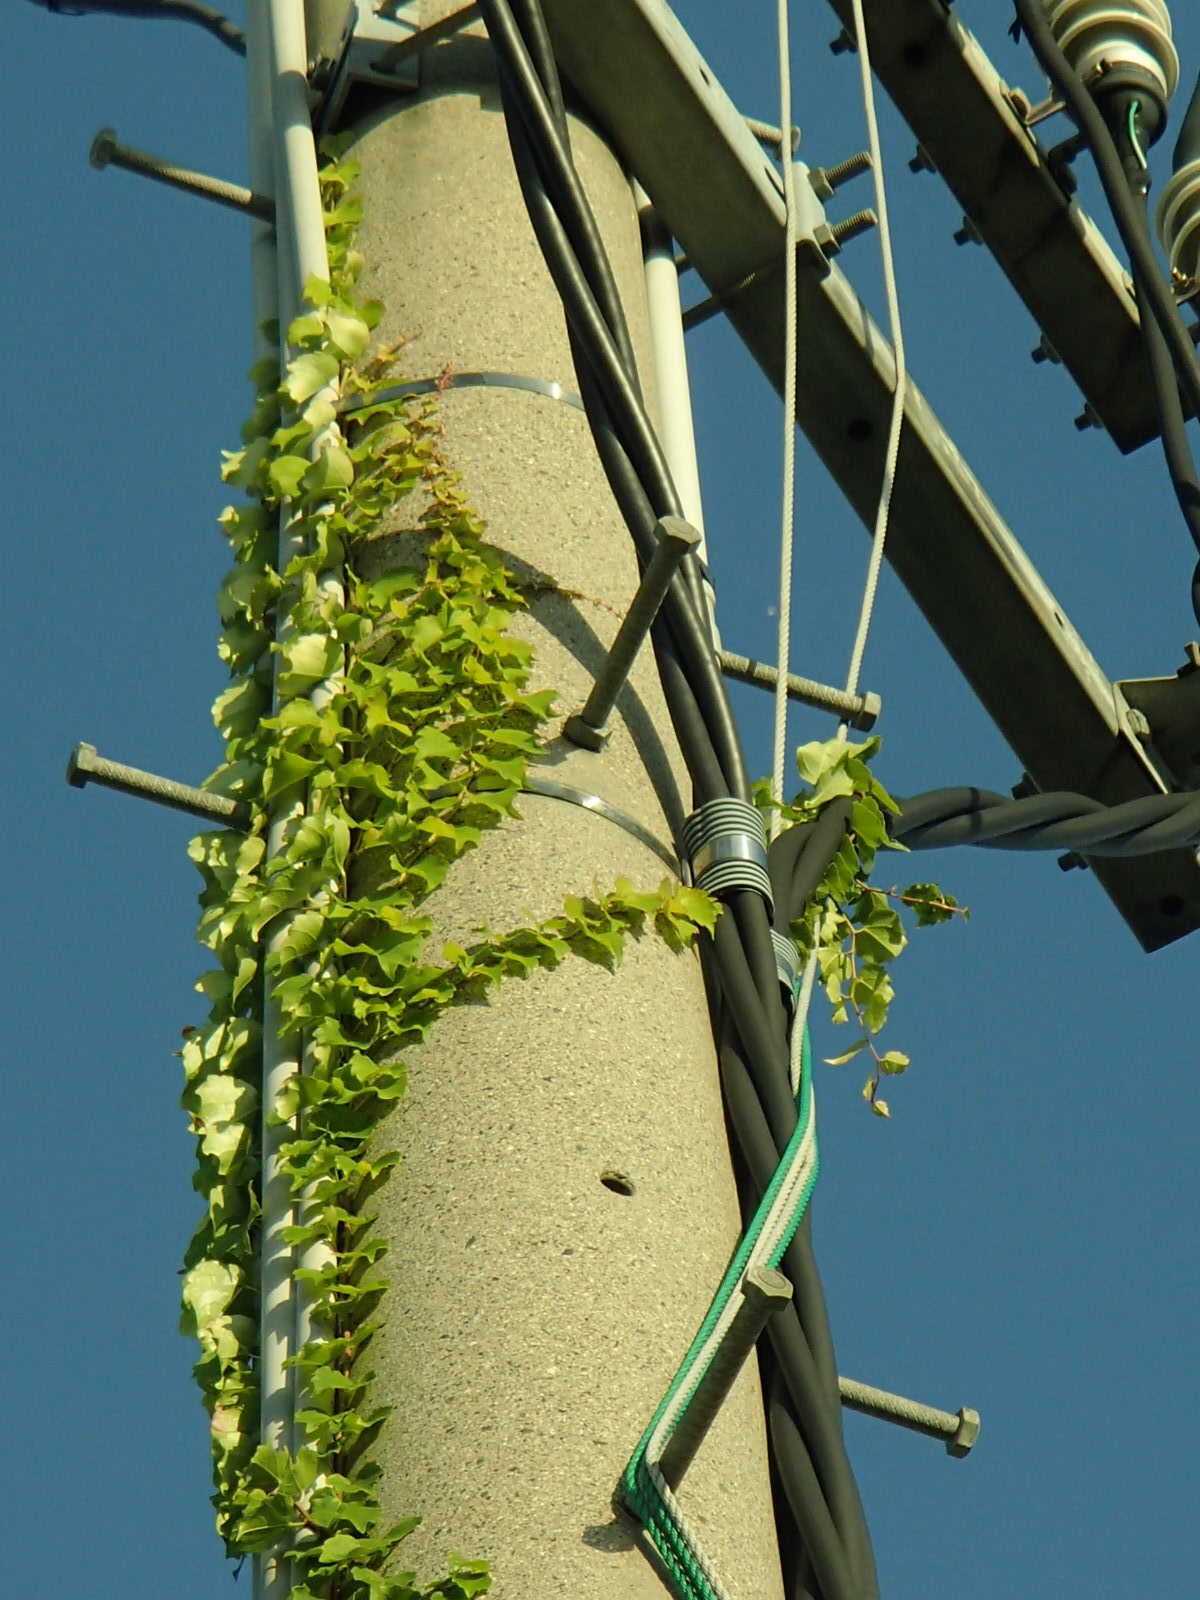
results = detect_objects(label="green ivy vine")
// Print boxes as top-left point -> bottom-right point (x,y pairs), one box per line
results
765,737 -> 965,1118
178,137 -> 716,1600
176,129 -> 959,1600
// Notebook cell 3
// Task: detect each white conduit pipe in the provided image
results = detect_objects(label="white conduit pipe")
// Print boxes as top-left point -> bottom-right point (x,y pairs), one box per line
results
632,180 -> 719,648
256,7 -> 335,1600
264,0 -> 340,1369
247,12 -> 295,1600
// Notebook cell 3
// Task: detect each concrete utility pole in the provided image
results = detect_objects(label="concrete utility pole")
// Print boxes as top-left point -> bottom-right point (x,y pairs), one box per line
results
291,6 -> 784,1596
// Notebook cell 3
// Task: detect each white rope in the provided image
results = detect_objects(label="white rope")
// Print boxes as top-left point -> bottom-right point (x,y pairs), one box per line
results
841,0 -> 907,719
789,952 -> 818,1097
770,0 -> 800,841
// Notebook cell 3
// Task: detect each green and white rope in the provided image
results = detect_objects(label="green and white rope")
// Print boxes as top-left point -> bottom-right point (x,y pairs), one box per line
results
622,1028 -> 819,1600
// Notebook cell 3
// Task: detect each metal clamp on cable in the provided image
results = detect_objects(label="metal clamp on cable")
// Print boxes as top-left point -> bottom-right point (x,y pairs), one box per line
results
683,798 -> 773,915
771,930 -> 801,1012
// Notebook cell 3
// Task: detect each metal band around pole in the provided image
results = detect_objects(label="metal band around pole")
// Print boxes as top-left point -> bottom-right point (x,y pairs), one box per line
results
523,774 -> 681,875
338,370 -> 585,416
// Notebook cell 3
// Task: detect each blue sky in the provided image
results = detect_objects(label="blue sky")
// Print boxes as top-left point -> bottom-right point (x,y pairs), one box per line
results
7,3 -> 1200,1596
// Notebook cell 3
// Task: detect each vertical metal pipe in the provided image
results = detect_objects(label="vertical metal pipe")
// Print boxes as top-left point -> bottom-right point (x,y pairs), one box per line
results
255,8 -> 336,1600
634,178 -> 719,645
264,0 -> 341,1389
246,12 -> 294,1600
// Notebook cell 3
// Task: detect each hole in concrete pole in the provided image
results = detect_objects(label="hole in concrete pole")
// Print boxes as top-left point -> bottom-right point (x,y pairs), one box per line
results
599,1170 -> 635,1196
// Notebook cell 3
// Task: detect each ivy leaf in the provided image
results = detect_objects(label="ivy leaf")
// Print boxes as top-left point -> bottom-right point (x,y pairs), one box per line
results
278,631 -> 341,696
180,1259 -> 238,1334
824,1039 -> 869,1067
285,349 -> 340,404
304,443 -> 355,496
326,308 -> 372,359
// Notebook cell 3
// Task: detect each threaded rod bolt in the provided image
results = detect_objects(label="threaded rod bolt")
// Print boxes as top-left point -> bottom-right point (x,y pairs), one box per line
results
90,127 -> 274,222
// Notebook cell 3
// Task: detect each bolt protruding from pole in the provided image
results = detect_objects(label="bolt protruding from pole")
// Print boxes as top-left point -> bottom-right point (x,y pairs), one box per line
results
67,741 -> 252,829
717,650 -> 880,729
88,126 -> 275,222
837,1375 -> 981,1459
90,127 -> 119,169
564,516 -> 701,750
659,1265 -> 793,1489
1074,402 -> 1104,432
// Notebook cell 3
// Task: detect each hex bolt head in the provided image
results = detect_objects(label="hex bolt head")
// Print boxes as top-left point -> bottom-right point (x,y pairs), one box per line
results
946,1406 -> 980,1458
1074,403 -> 1103,432
66,741 -> 98,787
908,143 -> 936,175
90,127 -> 118,170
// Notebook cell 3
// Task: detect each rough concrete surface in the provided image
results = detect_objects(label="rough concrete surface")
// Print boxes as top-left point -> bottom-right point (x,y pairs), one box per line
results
346,51 -> 783,1598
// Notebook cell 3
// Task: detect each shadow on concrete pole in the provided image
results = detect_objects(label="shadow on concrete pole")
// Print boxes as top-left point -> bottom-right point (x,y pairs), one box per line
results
322,19 -> 785,1600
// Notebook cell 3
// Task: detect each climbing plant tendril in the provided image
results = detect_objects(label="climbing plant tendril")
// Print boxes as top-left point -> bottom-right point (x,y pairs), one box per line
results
179,139 -> 717,1600
765,736 -> 965,1118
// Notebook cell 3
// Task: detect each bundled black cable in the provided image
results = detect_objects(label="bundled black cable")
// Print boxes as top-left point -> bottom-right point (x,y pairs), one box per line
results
476,2 -> 880,1594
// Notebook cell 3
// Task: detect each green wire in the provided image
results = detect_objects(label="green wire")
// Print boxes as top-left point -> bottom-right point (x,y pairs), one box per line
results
621,1028 -> 820,1600
1129,99 -> 1149,173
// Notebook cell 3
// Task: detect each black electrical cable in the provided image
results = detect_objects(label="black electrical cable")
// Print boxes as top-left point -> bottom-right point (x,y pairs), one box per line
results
482,0 -> 716,670
1109,102 -> 1200,623
492,47 -> 748,799
503,123 -> 743,798
480,5 -> 880,1592
892,784 -> 1200,855
718,1037 -> 878,1600
720,809 -> 881,1600
482,0 -> 643,389
25,0 -> 244,53
1012,0 -> 1200,421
